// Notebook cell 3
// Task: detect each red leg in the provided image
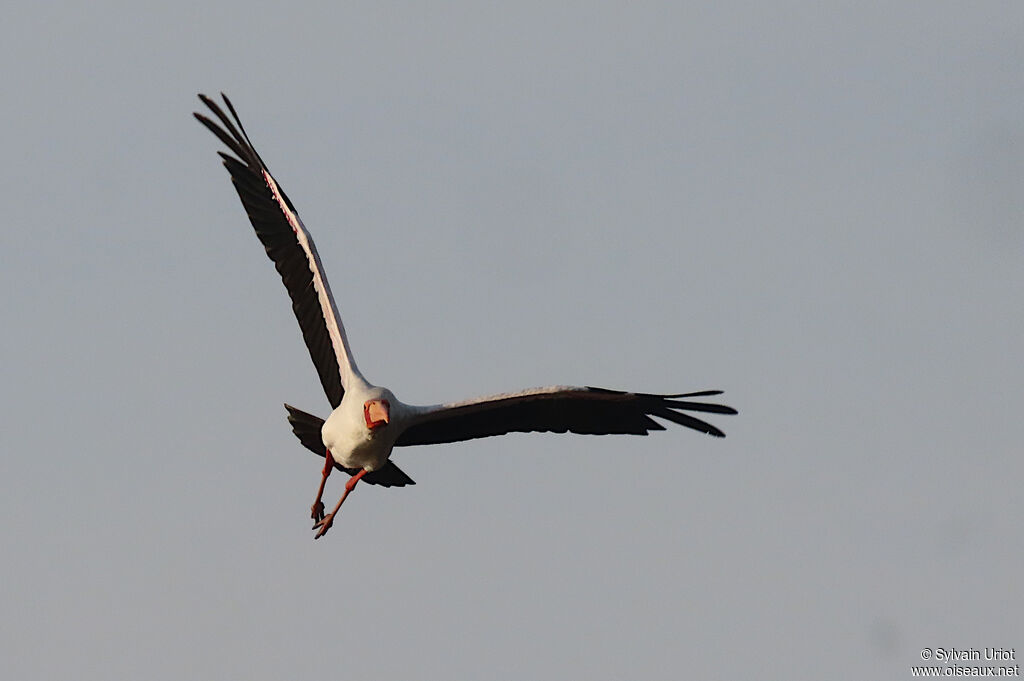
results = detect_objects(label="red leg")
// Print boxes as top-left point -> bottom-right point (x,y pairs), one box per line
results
312,468 -> 368,540
310,450 -> 334,522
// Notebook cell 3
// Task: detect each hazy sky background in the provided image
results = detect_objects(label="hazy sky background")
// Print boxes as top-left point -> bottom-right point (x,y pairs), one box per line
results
2,2 -> 1022,679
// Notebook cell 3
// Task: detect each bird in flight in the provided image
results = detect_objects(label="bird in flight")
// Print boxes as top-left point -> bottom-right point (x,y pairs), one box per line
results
194,93 -> 736,540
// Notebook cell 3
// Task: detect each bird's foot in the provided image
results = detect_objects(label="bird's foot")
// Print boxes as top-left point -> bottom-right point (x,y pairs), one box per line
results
312,513 -> 334,540
311,500 -> 325,522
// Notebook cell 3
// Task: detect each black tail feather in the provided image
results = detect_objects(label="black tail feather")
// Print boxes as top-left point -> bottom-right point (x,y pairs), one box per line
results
283,404 -> 415,487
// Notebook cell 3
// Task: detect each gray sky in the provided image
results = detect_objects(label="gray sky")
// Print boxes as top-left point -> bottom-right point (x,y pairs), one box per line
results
2,2 -> 1022,679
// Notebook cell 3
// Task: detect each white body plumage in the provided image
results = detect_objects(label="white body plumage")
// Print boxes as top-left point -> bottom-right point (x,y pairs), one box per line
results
321,383 -> 413,472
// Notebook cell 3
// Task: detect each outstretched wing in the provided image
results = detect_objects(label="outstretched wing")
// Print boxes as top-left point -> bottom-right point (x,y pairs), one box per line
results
284,404 -> 415,487
195,93 -> 361,408
396,386 -> 736,446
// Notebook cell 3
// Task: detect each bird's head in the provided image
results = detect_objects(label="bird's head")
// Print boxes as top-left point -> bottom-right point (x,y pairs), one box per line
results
363,399 -> 391,431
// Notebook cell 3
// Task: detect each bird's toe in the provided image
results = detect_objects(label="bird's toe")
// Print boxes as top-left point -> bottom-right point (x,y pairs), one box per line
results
312,514 -> 334,540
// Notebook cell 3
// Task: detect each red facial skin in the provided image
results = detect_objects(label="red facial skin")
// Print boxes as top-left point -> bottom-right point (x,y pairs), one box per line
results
363,399 -> 390,430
